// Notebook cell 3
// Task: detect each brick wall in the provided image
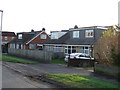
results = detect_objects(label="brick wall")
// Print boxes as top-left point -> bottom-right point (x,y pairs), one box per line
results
28,32 -> 50,44
2,36 -> 15,42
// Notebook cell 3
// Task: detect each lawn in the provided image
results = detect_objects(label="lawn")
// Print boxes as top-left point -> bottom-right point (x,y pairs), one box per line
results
1,55 -> 36,64
45,74 -> 119,88
50,59 -> 66,64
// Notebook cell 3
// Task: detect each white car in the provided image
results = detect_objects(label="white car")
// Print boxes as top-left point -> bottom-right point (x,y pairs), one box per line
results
64,53 -> 94,62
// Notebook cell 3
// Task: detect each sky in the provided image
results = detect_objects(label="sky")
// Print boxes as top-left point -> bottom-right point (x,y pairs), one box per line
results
0,0 -> 119,34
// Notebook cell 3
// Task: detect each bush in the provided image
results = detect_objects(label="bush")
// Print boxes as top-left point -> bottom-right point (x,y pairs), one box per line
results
94,27 -> 120,65
111,47 -> 120,66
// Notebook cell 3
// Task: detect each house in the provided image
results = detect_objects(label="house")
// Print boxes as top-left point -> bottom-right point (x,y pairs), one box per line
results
2,31 -> 16,45
2,31 -> 16,53
9,28 -> 50,50
44,26 -> 110,56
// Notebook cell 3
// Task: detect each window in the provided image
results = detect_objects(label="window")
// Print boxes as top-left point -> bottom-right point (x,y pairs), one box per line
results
73,31 -> 79,38
18,34 -> 22,39
85,30 -> 93,38
17,44 -> 19,49
80,46 -> 89,54
40,34 -> 47,39
72,46 -> 76,53
51,33 -> 58,39
29,44 -> 36,49
4,36 -> 8,40
10,44 -> 15,48
16,44 -> 22,49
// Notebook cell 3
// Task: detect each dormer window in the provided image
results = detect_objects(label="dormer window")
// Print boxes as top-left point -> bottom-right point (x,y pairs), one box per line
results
40,34 -> 47,39
18,34 -> 22,39
85,30 -> 93,38
73,31 -> 79,38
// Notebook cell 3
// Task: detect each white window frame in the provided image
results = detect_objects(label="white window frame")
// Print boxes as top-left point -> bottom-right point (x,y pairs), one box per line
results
21,44 -> 23,49
85,30 -> 94,38
40,34 -> 47,39
80,46 -> 89,55
4,36 -> 8,40
17,44 -> 19,49
73,31 -> 79,38
18,34 -> 22,39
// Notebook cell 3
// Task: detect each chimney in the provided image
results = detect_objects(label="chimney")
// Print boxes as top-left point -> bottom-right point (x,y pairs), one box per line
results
42,28 -> 45,31
31,29 -> 34,32
74,25 -> 78,29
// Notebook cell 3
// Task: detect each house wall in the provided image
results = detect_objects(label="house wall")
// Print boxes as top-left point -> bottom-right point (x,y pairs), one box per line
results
28,32 -> 50,44
2,36 -> 15,44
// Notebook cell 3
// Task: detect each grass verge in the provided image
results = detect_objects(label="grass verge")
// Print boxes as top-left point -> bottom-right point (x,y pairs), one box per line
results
50,59 -> 66,64
1,55 -> 36,64
45,74 -> 119,88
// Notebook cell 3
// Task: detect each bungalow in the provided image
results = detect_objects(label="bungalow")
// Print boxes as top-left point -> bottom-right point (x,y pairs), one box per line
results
44,26 -> 110,56
9,28 -> 50,50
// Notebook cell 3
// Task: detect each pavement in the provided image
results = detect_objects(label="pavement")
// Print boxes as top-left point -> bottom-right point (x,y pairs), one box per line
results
2,65 -> 56,88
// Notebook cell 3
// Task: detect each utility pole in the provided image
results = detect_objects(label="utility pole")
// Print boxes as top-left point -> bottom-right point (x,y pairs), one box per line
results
0,10 -> 3,90
0,10 -> 3,54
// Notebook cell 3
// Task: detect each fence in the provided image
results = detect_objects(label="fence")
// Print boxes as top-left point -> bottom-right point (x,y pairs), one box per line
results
8,48 -> 64,62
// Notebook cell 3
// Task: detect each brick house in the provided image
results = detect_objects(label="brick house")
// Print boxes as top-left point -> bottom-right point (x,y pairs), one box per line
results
44,26 -> 110,57
9,28 -> 50,50
2,31 -> 16,53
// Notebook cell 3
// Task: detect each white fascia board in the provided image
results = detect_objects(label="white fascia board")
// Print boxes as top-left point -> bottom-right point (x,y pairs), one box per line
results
44,44 -> 94,47
44,44 -> 65,46
64,45 -> 92,47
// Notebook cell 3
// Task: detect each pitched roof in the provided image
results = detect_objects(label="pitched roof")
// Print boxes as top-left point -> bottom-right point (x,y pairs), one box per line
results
65,38 -> 96,45
2,31 -> 16,36
44,27 -> 105,45
9,31 -> 42,44
44,33 -> 96,45
44,32 -> 70,44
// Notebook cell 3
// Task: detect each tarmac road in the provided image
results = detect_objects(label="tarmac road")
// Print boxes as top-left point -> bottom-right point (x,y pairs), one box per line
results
2,65 -> 56,88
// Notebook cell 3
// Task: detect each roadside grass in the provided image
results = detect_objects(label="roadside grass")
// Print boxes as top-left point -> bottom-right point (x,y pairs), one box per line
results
1,55 -> 36,64
45,74 -> 119,88
50,59 -> 66,64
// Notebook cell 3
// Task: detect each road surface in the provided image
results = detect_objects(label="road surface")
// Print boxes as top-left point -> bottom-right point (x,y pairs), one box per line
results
2,66 -> 56,88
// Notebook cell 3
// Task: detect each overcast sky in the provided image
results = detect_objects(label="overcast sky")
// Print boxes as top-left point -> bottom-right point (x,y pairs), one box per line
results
0,0 -> 119,34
